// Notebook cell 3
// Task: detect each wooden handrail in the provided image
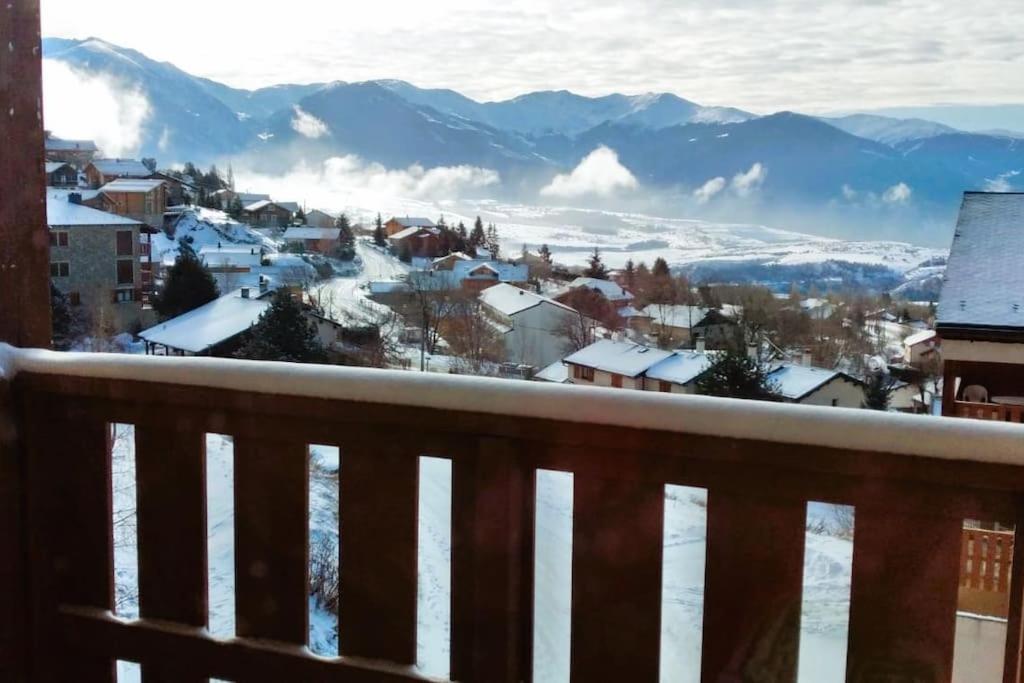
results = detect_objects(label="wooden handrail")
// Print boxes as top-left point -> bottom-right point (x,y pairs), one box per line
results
4,350 -> 1024,681
956,400 -> 1024,424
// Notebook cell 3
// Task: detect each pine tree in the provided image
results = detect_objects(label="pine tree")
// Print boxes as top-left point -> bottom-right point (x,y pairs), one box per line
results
652,257 -> 670,278
153,250 -> 219,320
485,223 -> 500,259
624,259 -> 636,288
456,221 -> 469,253
863,372 -> 896,410
695,349 -> 779,401
373,213 -> 387,247
295,207 -> 307,225
584,248 -> 608,279
227,195 -> 244,219
234,290 -> 326,363
469,216 -> 485,249
226,163 -> 235,191
539,244 -> 553,264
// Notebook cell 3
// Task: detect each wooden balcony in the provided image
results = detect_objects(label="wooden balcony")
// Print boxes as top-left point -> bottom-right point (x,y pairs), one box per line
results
955,401 -> 1024,424
3,346 -> 1024,682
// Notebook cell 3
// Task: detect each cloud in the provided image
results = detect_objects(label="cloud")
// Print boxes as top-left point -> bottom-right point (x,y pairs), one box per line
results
42,59 -> 151,157
291,106 -> 330,138
882,182 -> 912,203
694,177 -> 727,204
731,162 -> 767,197
985,170 -> 1020,192
541,146 -> 638,198
841,183 -> 858,200
235,155 -> 500,207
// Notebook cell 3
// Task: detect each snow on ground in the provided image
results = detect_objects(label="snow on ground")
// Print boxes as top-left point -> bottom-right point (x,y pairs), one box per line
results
318,240 -> 410,323
150,208 -> 274,266
112,429 -> 855,682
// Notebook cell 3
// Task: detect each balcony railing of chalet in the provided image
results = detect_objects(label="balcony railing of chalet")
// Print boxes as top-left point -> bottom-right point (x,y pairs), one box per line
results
961,528 -> 1016,619
3,347 -> 1024,682
955,401 -> 1024,424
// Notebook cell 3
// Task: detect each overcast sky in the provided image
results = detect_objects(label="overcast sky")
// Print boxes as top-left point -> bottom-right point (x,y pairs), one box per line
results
41,0 -> 1024,113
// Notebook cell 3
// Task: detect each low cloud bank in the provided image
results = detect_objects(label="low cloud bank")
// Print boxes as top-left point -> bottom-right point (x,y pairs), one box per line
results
692,162 -> 767,203
42,59 -> 151,157
541,146 -> 638,198
291,106 -> 330,139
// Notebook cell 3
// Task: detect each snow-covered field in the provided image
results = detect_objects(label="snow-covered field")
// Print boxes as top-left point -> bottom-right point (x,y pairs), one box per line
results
111,427 -> 856,683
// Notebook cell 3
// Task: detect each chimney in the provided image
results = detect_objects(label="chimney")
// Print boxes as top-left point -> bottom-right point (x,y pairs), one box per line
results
802,348 -> 813,367
259,275 -> 268,293
695,335 -> 706,354
68,192 -> 82,205
240,287 -> 250,299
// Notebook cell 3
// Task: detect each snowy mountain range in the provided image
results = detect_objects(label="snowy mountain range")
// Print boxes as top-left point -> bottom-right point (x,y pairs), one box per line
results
43,37 -> 1024,245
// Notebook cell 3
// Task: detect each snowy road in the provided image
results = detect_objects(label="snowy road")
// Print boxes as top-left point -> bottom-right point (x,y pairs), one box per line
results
320,239 -> 410,322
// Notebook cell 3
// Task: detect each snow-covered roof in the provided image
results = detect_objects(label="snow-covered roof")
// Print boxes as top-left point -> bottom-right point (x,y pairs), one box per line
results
645,351 -> 714,385
433,251 -> 472,264
283,227 -> 342,241
452,260 -> 529,282
89,159 -> 150,177
535,361 -> 570,383
904,329 -> 938,347
243,199 -> 290,213
647,305 -> 712,329
390,216 -> 436,228
480,283 -> 575,316
46,137 -> 97,152
99,178 -> 165,193
564,339 -> 673,378
937,192 -> 1024,331
46,197 -> 141,227
569,277 -> 634,302
767,364 -> 851,400
618,306 -> 650,319
198,244 -> 262,268
277,201 -> 300,213
389,225 -> 438,241
138,287 -> 274,353
44,162 -> 73,173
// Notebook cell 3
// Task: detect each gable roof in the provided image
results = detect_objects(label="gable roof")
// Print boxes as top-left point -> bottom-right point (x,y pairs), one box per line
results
569,277 -> 634,302
45,137 -> 98,152
389,225 -> 438,241
904,329 -> 938,347
277,201 -> 300,213
89,159 -> 150,177
564,339 -> 674,378
645,350 -> 715,385
766,364 -> 859,401
138,286 -> 275,353
937,192 -> 1024,336
243,199 -> 290,213
647,305 -> 713,329
535,361 -> 570,383
390,216 -> 436,228
480,282 -> 575,316
47,197 -> 142,227
45,162 -> 74,174
99,178 -> 165,193
283,226 -> 342,241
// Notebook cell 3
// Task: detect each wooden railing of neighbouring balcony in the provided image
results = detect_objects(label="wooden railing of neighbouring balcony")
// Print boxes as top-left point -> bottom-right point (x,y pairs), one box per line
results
2,347 -> 1024,682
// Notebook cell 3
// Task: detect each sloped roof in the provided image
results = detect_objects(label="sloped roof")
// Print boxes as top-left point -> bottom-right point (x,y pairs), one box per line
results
480,282 -> 575,316
46,137 -> 98,152
243,199 -> 276,212
89,159 -> 150,177
45,162 -> 74,174
535,361 -> 570,383
904,329 -> 938,347
46,197 -> 141,227
138,287 -> 274,353
937,192 -> 1024,333
647,305 -> 712,329
390,216 -> 436,228
564,339 -> 673,378
283,227 -> 342,241
198,244 -> 262,268
389,225 -> 438,241
570,277 -> 634,301
277,201 -> 300,213
645,351 -> 714,385
766,364 -> 856,400
99,178 -> 165,193
452,260 -> 529,282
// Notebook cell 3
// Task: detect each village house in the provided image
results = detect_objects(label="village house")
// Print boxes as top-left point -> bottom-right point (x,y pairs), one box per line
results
304,209 -> 337,229
479,283 -> 580,369
904,328 -> 940,367
198,244 -> 263,274
568,277 -> 635,307
766,363 -> 865,408
936,192 -> 1024,421
43,132 -> 98,167
388,225 -> 442,258
213,190 -> 271,211
410,257 -> 529,293
282,226 -> 342,254
645,304 -> 740,348
561,338 -> 715,392
242,200 -> 294,228
96,178 -> 168,229
84,158 -> 151,188
146,171 -> 196,206
47,195 -> 145,329
44,162 -> 77,188
385,215 -> 436,237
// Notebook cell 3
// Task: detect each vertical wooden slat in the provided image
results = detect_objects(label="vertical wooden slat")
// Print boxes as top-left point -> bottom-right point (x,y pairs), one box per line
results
960,530 -> 971,587
233,436 -> 308,645
0,0 -> 52,348
452,437 -> 534,683
0,379 -> 28,681
570,474 -> 663,683
25,391 -> 114,681
847,508 -> 961,682
701,491 -> 805,683
972,533 -> 984,589
338,437 -> 419,663
1004,509 -> 1024,683
135,424 -> 208,683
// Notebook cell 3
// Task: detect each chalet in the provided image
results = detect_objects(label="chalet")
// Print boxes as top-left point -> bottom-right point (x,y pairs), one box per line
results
277,202 -> 301,216
766,364 -> 865,408
242,200 -> 293,228
282,226 -> 342,254
85,159 -> 151,188
46,195 -> 145,329
562,339 -> 714,392
936,192 -> 1024,422
388,226 -> 441,258
568,277 -> 634,307
904,329 -> 940,367
305,209 -> 337,229
44,162 -> 77,188
646,305 -> 739,349
44,132 -> 98,167
385,216 -> 436,237
214,190 -> 271,211
432,252 -> 474,271
412,259 -> 528,293
147,172 -> 196,206
198,245 -> 263,273
479,283 -> 580,369
97,178 -> 168,229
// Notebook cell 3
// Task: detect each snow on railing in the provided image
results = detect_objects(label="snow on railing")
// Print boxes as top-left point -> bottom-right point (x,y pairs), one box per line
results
2,344 -> 1023,466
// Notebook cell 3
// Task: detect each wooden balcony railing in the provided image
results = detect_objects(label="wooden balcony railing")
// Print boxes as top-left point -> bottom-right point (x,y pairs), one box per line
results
961,528 -> 1016,619
955,401 -> 1024,424
3,345 -> 1024,682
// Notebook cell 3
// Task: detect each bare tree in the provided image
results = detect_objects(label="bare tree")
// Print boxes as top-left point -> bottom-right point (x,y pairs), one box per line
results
444,294 -> 503,373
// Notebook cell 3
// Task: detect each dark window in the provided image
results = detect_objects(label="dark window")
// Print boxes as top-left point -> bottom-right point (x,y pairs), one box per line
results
49,231 -> 69,247
577,366 -> 594,381
611,373 -> 623,388
69,292 -> 80,306
50,262 -> 69,277
114,288 -> 135,303
116,259 -> 134,285
660,381 -> 671,393
116,231 -> 134,256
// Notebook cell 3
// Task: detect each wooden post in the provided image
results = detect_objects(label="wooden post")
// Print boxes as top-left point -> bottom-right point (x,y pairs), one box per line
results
1004,502 -> 1024,683
0,0 -> 52,348
0,379 -> 28,681
942,360 -> 960,417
